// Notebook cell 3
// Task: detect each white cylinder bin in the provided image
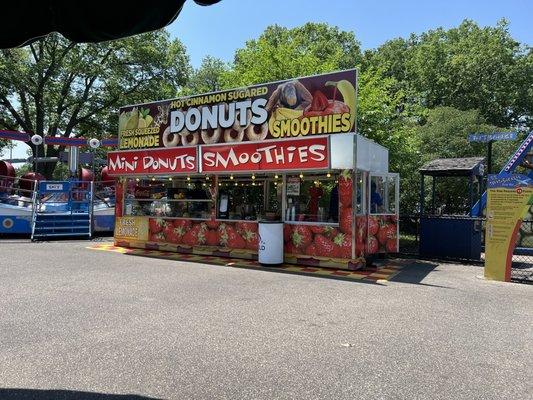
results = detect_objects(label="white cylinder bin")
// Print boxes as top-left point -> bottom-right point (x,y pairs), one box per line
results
258,221 -> 284,266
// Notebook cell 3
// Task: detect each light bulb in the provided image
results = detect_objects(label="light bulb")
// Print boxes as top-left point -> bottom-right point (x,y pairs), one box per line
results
151,177 -> 155,181
187,176 -> 191,181
274,174 -> 279,179
299,173 -> 303,179
326,172 -> 331,178
206,176 -> 210,180
234,182 -> 238,186
251,174 -> 255,180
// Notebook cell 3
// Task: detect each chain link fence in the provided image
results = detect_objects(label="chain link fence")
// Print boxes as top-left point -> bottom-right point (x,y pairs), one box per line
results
398,215 -> 533,284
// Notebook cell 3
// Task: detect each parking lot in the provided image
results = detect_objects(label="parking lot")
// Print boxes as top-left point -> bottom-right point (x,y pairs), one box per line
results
0,239 -> 531,400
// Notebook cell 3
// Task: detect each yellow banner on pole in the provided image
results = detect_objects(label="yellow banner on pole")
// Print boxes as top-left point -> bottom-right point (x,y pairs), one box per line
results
485,175 -> 533,281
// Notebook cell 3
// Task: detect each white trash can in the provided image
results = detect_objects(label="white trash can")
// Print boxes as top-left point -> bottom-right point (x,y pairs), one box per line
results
258,221 -> 284,265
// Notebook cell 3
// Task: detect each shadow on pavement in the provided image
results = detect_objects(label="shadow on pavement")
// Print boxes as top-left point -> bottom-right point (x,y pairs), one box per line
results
388,260 -> 450,288
0,388 -> 160,400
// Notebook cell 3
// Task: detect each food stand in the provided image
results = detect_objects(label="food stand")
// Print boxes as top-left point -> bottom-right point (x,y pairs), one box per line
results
107,70 -> 399,270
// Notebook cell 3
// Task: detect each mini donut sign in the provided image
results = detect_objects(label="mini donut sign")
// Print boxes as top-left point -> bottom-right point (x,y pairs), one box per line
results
106,146 -> 198,176
117,69 -> 357,150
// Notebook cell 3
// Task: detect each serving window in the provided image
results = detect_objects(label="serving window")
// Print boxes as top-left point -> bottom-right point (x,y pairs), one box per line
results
216,174 -> 282,221
284,172 -> 339,223
123,177 -> 214,219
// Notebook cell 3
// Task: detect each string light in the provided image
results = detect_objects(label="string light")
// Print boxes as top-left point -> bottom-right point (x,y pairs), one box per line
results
234,182 -> 238,186
206,175 -> 210,180
274,182 -> 278,186
299,173 -> 304,179
251,174 -> 256,180
274,174 -> 279,179
151,177 -> 156,181
186,176 -> 191,181
326,172 -> 331,178
230,175 -> 234,180
135,178 -> 140,182
168,177 -> 172,181
252,182 -> 256,186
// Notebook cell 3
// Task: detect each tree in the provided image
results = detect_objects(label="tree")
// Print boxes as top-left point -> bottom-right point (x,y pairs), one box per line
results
222,23 -> 361,87
415,106 -> 518,214
0,30 -> 190,178
366,19 -> 532,129
181,56 -> 229,95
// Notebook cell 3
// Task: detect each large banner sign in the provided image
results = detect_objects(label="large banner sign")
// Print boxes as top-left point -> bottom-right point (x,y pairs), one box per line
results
485,174 -> 533,281
106,146 -> 198,176
118,70 -> 356,150
200,136 -> 329,173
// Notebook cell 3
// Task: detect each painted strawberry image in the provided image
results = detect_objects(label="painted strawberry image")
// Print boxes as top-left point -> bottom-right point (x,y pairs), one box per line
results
334,233 -> 352,258
291,225 -> 313,249
368,216 -> 379,236
377,223 -> 397,245
219,224 -> 246,249
236,221 -> 258,234
386,238 -> 397,253
339,207 -> 353,234
150,232 -> 165,242
338,169 -> 353,207
367,235 -> 379,254
181,223 -> 207,246
242,230 -> 259,250
174,219 -> 192,230
205,220 -> 219,230
205,229 -> 220,246
309,225 -> 338,239
283,224 -> 293,242
305,243 -> 318,256
285,242 -> 297,254
314,234 -> 340,258
149,218 -> 166,234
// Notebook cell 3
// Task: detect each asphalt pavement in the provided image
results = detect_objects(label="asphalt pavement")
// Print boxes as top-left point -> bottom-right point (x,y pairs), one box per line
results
0,239 -> 531,400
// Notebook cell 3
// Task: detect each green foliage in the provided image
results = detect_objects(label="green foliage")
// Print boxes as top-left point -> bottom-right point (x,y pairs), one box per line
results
366,19 -> 532,129
181,56 -> 229,95
0,30 -> 190,177
222,23 -> 361,87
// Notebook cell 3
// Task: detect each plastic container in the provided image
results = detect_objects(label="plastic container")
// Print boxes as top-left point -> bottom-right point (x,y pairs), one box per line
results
258,220 -> 284,266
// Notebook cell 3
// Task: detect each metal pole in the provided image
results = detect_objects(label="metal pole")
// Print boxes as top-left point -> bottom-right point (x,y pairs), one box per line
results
487,140 -> 493,175
431,176 -> 436,215
420,174 -> 425,216
469,174 -> 474,217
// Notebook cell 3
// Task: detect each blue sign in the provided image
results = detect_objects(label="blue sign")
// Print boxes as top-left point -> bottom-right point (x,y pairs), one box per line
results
487,174 -> 532,189
468,132 -> 517,143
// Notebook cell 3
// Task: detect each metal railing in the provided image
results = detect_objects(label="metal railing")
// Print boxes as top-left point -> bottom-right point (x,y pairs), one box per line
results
398,214 -> 533,283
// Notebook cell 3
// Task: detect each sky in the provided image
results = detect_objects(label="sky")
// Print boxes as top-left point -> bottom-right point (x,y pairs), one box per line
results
2,0 -> 532,162
169,0 -> 532,67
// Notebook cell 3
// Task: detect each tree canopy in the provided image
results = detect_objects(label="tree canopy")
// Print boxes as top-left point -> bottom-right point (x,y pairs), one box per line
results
0,30 -> 190,177
1,19 -> 531,213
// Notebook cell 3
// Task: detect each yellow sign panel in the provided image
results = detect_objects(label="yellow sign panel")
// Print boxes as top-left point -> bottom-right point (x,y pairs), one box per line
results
114,216 -> 149,242
485,175 -> 533,281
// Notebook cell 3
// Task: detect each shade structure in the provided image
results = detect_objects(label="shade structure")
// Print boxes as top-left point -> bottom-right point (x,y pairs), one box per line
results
0,0 -> 221,48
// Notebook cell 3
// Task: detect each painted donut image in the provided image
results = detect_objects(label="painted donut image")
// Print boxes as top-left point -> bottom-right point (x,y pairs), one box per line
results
180,129 -> 199,146
162,126 -> 180,147
224,127 -> 245,143
245,122 -> 268,141
201,126 -> 223,144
